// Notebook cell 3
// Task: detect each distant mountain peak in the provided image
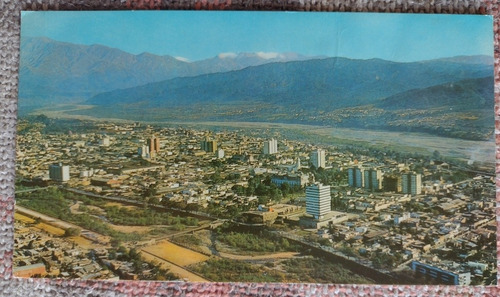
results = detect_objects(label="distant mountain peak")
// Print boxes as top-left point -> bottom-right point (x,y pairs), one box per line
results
215,51 -> 316,61
217,52 -> 238,59
174,56 -> 191,63
137,52 -> 157,57
254,52 -> 286,60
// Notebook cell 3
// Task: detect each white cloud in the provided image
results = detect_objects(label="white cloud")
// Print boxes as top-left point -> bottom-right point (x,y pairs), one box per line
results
175,56 -> 191,63
255,52 -> 284,60
218,52 -> 238,59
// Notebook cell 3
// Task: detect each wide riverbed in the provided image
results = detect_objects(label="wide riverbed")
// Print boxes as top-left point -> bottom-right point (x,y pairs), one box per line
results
28,105 -> 497,168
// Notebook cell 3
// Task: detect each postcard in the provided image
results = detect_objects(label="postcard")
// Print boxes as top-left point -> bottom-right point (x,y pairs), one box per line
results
15,11 -> 496,285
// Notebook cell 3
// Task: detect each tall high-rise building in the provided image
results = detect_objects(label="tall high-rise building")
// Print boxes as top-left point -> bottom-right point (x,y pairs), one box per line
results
347,167 -> 364,188
305,183 -> 331,219
364,168 -> 382,191
263,139 -> 278,155
401,173 -> 422,195
49,163 -> 70,182
310,149 -> 326,169
147,136 -> 160,154
201,137 -> 218,153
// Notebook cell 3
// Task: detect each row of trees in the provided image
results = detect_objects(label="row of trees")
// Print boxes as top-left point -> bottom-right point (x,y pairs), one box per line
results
104,205 -> 199,227
217,231 -> 295,253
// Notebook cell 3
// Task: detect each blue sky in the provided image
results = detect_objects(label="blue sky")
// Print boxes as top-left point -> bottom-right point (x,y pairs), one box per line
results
21,11 -> 493,62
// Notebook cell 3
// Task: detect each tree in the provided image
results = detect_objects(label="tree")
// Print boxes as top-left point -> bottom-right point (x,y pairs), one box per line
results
269,187 -> 282,201
64,227 -> 81,237
255,184 -> 268,196
143,184 -> 157,198
258,196 -> 270,205
208,171 -> 223,184
149,197 -> 160,205
33,217 -> 42,225
232,185 -> 245,196
210,159 -> 224,168
141,184 -> 158,209
108,249 -> 117,260
433,150 -> 441,160
280,183 -> 290,197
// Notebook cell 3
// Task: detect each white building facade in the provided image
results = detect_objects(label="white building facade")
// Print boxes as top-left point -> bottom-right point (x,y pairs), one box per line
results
263,139 -> 278,155
305,183 -> 331,219
310,149 -> 326,169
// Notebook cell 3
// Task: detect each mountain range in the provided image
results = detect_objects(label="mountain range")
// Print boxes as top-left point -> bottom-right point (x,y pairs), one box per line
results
19,37 -> 322,107
19,37 -> 494,140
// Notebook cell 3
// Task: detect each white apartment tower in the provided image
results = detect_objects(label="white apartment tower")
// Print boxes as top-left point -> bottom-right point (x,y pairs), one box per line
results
310,149 -> 326,169
216,149 -> 225,159
263,139 -> 278,155
138,145 -> 149,158
305,183 -> 331,219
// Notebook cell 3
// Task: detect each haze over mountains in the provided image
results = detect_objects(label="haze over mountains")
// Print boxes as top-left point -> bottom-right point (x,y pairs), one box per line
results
19,37 -> 494,140
19,37 -> 323,106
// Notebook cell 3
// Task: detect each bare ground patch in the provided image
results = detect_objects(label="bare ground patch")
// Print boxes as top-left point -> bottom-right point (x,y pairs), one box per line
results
141,240 -> 209,267
108,224 -> 152,234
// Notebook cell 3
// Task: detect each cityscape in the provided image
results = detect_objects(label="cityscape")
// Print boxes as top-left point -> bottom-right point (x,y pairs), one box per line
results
14,118 -> 496,284
15,11 -> 496,285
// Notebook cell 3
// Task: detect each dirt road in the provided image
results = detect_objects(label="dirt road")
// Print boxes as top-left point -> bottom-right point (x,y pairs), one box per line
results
15,205 -> 110,244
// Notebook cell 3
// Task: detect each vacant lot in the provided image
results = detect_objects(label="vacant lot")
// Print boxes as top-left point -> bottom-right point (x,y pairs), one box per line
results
141,240 -> 209,267
67,236 -> 95,249
36,222 -> 66,236
14,213 -> 34,224
104,202 -> 139,210
139,251 -> 208,282
15,213 -> 66,236
108,224 -> 152,234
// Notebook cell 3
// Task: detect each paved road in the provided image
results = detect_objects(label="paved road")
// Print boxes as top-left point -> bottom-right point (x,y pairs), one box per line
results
15,186 -> 53,194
